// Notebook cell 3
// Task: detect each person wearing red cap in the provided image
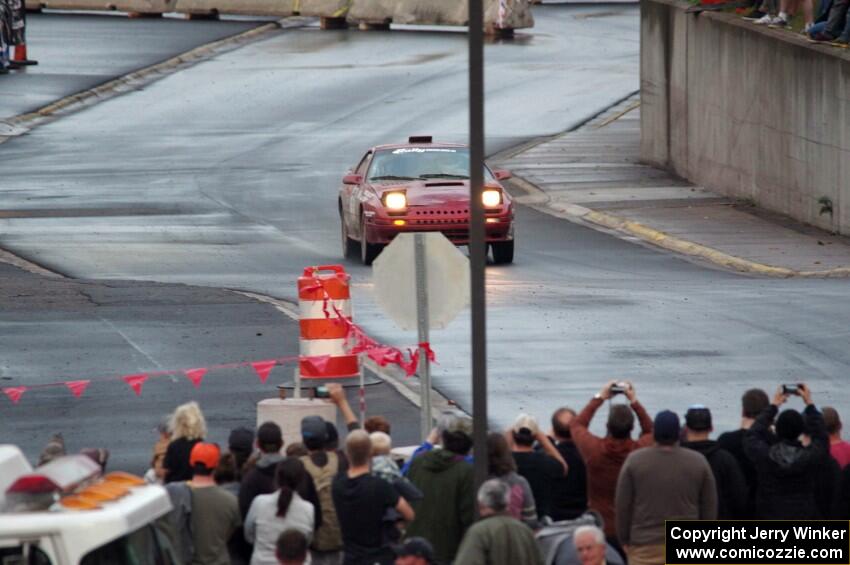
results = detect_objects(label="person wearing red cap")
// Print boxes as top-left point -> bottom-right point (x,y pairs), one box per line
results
166,442 -> 242,565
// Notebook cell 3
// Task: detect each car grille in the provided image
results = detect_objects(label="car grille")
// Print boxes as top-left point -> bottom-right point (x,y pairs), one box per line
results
409,208 -> 469,226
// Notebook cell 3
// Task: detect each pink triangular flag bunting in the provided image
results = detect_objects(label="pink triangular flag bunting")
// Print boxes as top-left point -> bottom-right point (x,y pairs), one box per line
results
123,374 -> 148,396
3,386 -> 27,404
65,380 -> 90,398
184,368 -> 207,389
251,360 -> 277,384
305,355 -> 331,374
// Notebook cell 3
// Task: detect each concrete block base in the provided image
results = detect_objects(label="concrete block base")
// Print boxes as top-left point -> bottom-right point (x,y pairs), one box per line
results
257,398 -> 338,448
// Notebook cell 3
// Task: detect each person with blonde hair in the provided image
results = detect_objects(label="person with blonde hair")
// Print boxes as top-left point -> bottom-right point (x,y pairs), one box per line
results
164,401 -> 207,483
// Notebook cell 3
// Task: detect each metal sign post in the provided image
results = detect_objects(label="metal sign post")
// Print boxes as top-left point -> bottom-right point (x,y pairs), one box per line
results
468,0 -> 489,495
414,233 -> 433,440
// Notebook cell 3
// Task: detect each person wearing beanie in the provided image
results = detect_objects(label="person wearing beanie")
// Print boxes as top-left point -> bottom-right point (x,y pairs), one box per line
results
744,384 -> 829,519
681,406 -> 748,519
616,410 -> 717,565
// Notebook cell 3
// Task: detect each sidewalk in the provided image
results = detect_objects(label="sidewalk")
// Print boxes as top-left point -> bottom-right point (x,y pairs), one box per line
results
497,94 -> 850,277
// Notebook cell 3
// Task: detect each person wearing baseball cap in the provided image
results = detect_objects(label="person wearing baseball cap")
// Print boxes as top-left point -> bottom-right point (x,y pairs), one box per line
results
682,405 -> 748,519
165,442 -> 242,565
510,413 -> 567,521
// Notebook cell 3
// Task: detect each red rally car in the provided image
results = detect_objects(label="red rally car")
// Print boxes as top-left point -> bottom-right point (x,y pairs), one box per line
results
338,136 -> 515,265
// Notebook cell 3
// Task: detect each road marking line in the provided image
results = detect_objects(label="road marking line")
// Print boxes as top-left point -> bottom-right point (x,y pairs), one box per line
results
98,317 -> 174,381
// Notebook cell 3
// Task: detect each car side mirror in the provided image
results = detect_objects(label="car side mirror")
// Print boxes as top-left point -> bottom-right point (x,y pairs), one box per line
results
492,169 -> 512,181
343,173 -> 363,185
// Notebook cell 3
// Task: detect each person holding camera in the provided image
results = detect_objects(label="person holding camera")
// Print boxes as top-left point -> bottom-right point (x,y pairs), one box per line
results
743,383 -> 829,519
569,381 -> 653,555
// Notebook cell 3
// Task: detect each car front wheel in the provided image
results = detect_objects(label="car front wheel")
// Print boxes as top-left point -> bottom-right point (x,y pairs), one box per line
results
340,211 -> 358,259
491,240 -> 514,265
360,215 -> 382,266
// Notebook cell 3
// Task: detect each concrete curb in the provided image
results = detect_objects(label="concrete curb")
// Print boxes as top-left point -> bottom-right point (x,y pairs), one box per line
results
0,18 -> 310,143
507,175 -> 850,279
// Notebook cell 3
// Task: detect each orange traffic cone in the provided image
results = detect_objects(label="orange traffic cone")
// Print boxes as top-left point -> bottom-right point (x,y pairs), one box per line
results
11,43 -> 37,67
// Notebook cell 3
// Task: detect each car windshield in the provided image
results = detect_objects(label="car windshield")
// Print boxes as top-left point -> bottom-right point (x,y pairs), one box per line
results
367,148 -> 495,182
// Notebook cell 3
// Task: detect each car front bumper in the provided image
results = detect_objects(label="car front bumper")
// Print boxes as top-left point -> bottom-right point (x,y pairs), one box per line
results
364,212 -> 513,245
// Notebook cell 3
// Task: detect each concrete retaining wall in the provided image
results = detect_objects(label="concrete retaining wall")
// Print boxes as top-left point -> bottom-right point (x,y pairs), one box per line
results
641,0 -> 850,233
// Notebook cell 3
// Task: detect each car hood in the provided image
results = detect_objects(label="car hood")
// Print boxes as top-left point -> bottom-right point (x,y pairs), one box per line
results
373,180 -> 505,207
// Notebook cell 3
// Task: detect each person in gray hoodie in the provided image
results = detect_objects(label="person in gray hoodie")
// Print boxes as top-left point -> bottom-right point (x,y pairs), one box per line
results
239,422 -> 286,518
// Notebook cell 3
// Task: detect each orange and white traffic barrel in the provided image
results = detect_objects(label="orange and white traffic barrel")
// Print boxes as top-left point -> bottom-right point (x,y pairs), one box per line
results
297,265 -> 360,380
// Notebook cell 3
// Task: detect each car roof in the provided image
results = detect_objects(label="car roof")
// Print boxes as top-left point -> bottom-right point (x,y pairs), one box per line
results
371,141 -> 468,152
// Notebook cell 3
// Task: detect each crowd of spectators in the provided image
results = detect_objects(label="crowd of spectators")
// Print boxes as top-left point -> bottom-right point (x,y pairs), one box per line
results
743,0 -> 849,44
111,380 -> 846,565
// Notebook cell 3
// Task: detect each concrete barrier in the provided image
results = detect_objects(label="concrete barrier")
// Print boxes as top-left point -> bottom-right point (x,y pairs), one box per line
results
27,0 -> 174,13
174,0 -> 293,16
641,0 -> 850,234
347,0 -> 534,30
257,397 -> 338,448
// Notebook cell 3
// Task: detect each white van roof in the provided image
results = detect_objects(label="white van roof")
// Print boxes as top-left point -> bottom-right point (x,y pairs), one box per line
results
0,448 -> 173,565
0,445 -> 33,508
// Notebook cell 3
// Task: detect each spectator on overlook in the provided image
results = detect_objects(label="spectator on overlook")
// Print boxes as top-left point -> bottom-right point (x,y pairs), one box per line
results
744,384 -> 829,519
245,458 -> 315,565
717,388 -> 769,518
487,432 -> 538,528
569,381 -> 652,552
405,411 -> 475,564
824,407 -> 850,468
812,0 -> 850,43
333,430 -> 414,565
545,407 -> 588,521
616,411 -> 717,565
164,401 -> 206,484
681,406 -> 748,519
510,414 -> 567,520
454,479 -> 545,565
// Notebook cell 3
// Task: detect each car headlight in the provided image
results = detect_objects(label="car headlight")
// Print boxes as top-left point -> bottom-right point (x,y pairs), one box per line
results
383,191 -> 407,210
482,189 -> 502,207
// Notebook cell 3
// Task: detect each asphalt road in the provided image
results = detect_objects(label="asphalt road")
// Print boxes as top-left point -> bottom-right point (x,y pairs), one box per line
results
0,262 -> 422,471
1,13 -> 269,120
1,4 -> 848,460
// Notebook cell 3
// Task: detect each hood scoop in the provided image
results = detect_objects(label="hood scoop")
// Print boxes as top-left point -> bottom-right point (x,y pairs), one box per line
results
424,181 -> 465,187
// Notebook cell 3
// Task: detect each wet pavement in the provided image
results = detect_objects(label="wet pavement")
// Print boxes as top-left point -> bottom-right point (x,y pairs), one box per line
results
1,4 -> 848,454
0,13 -> 269,120
0,260 -> 423,472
